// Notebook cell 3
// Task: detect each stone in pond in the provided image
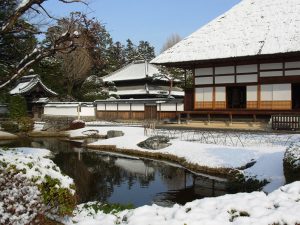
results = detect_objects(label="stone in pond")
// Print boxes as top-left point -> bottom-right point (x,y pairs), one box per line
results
107,130 -> 124,139
138,136 -> 171,150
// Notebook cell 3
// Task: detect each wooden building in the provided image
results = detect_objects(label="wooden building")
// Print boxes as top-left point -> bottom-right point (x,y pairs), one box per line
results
95,98 -> 184,121
151,0 -> 300,119
10,74 -> 57,118
102,60 -> 184,99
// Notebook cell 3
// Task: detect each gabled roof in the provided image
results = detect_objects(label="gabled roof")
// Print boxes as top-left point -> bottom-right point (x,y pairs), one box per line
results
152,0 -> 300,65
10,75 -> 57,96
102,60 -> 172,82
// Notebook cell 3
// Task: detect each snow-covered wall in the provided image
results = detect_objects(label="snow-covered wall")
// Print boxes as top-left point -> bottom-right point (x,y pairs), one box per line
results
44,103 -> 95,117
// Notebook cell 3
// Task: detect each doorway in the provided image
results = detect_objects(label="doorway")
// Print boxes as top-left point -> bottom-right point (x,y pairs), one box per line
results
145,105 -> 157,120
292,84 -> 300,109
226,86 -> 246,109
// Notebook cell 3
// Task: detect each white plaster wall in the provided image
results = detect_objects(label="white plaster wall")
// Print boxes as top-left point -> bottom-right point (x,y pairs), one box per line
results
237,75 -> 258,83
261,85 -> 273,101
160,104 -> 177,111
118,104 -> 131,111
80,106 -> 95,116
215,66 -> 234,75
44,106 -> 78,116
195,77 -> 213,85
273,84 -> 291,101
215,87 -> 226,101
97,103 -> 106,111
260,71 -> 283,77
131,104 -> 144,111
177,103 -> 184,111
236,64 -> 257,73
195,88 -> 204,102
247,86 -> 258,101
195,67 -> 213,76
106,104 -> 118,111
203,87 -> 213,101
285,61 -> 300,69
285,70 -> 300,76
260,63 -> 283,70
215,76 -> 235,84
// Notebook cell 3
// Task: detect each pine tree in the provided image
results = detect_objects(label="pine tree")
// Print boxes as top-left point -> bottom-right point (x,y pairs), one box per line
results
124,39 -> 138,63
0,0 -> 37,83
137,41 -> 156,61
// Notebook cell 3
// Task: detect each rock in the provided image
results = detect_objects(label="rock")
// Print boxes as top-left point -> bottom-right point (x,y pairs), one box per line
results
107,130 -> 124,139
138,136 -> 171,150
42,117 -> 73,132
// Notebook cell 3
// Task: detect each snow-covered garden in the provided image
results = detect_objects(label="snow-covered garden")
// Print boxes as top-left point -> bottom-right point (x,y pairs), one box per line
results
1,134 -> 300,224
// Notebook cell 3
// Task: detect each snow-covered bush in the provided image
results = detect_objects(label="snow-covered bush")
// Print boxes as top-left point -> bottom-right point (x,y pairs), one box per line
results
0,165 -> 46,225
0,148 -> 77,224
284,143 -> 300,183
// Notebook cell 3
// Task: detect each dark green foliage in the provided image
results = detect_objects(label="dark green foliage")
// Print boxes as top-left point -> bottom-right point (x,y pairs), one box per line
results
137,41 -> 156,61
1,121 -> 19,133
38,175 -> 77,216
18,117 -> 34,132
8,95 -> 28,119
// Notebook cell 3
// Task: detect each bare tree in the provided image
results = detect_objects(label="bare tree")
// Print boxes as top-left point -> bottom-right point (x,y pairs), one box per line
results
160,33 -> 182,53
0,0 -> 86,89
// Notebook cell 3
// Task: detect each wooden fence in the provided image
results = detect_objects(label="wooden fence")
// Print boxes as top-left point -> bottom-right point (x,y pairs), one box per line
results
271,115 -> 300,130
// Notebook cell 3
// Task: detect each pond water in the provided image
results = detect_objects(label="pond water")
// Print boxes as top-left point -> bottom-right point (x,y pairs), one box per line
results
0,138 -> 230,207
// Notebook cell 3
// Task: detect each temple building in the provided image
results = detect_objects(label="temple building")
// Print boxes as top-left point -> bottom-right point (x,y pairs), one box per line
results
102,60 -> 184,99
152,0 -> 300,118
10,74 -> 57,118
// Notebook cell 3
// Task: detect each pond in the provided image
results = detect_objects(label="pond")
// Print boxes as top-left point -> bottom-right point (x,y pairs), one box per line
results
0,138 -> 230,207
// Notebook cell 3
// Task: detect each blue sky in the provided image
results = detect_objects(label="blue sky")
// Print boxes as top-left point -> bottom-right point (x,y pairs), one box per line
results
44,0 -> 241,53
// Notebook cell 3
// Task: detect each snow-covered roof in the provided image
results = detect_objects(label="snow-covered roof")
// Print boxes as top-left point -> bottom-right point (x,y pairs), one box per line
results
152,0 -> 300,65
10,75 -> 57,96
109,84 -> 184,97
102,61 -> 171,82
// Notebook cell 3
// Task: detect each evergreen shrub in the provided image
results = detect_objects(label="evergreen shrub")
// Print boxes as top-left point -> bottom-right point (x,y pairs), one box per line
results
8,95 -> 28,119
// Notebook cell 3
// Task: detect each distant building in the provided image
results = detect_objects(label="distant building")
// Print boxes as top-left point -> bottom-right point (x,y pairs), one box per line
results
102,61 -> 184,99
10,74 -> 57,118
152,0 -> 300,118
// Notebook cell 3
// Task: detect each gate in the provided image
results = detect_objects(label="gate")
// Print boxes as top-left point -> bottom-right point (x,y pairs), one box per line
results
272,115 -> 300,130
145,105 -> 157,120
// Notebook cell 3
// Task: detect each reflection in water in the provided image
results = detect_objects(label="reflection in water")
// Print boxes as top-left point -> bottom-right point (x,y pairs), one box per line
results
0,138 -> 230,207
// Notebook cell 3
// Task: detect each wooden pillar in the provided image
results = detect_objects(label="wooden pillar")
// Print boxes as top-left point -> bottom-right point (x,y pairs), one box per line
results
177,113 -> 181,124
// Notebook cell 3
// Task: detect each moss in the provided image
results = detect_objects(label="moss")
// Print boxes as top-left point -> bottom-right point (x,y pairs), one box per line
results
38,175 -> 76,216
26,162 -> 34,169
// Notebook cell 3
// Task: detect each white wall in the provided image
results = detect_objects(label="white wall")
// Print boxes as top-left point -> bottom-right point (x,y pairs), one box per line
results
195,77 -> 213,85
215,87 -> 226,101
285,61 -> 300,69
195,87 -> 213,102
260,71 -> 283,77
195,67 -> 213,76
236,64 -> 257,73
247,86 -> 258,101
237,75 -> 257,83
215,66 -> 234,75
160,103 -> 177,112
131,104 -> 144,111
44,104 -> 95,117
118,104 -> 131,111
260,63 -> 283,70
215,76 -> 235,84
261,84 -> 291,101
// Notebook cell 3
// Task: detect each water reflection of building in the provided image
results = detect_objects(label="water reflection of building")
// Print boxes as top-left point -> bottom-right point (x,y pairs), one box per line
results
114,158 -> 155,176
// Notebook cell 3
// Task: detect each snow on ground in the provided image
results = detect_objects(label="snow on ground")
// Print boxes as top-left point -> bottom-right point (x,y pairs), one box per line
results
66,181 -> 300,225
67,126 -> 300,192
